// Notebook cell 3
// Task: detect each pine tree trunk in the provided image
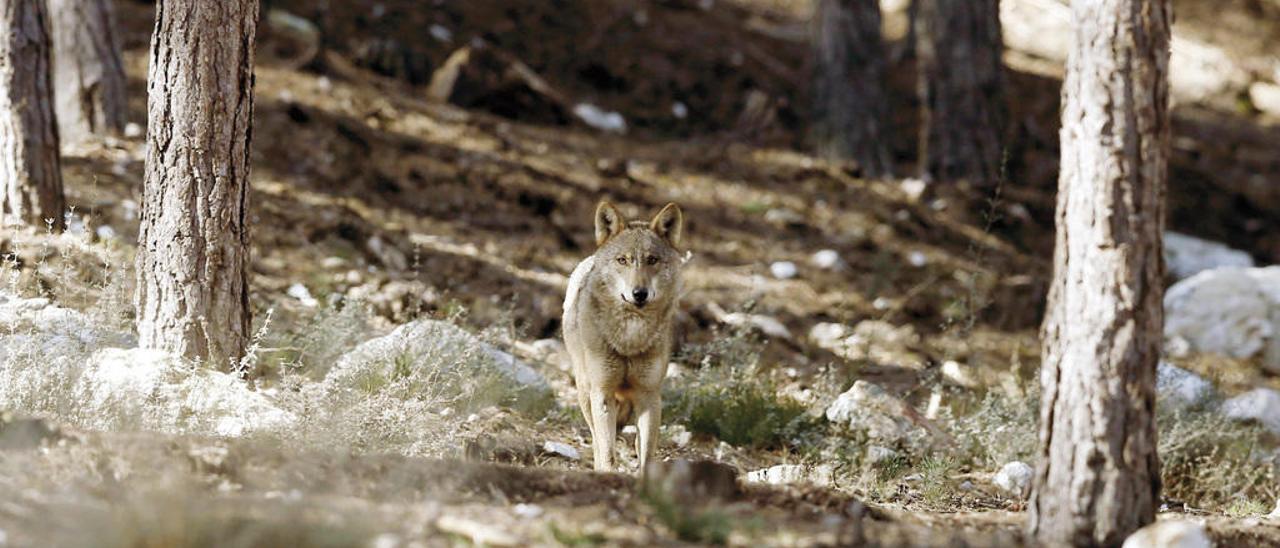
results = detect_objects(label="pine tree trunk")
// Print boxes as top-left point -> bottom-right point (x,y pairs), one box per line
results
0,0 -> 64,229
135,1 -> 258,368
1029,0 -> 1171,545
48,0 -> 127,144
915,0 -> 1003,183
810,0 -> 892,177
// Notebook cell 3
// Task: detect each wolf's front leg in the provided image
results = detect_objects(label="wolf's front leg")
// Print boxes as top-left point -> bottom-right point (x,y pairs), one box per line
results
634,391 -> 662,473
589,390 -> 618,471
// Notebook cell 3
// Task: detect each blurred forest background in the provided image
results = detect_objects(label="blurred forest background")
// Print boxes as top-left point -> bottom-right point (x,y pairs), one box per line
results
2,0 -> 1280,546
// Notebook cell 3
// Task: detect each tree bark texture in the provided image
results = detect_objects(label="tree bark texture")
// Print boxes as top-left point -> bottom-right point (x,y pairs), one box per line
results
1029,0 -> 1172,545
0,0 -> 64,229
49,0 -> 127,144
810,0 -> 892,177
915,0 -> 1003,183
136,0 -> 258,367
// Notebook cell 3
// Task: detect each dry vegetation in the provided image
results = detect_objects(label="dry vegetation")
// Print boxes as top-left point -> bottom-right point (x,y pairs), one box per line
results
4,0 -> 1280,546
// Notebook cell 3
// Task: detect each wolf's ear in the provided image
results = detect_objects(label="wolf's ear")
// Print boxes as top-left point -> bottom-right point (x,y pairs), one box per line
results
650,203 -> 683,247
595,201 -> 626,246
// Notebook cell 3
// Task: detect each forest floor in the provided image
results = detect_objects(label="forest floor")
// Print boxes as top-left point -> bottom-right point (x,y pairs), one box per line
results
3,0 -> 1280,545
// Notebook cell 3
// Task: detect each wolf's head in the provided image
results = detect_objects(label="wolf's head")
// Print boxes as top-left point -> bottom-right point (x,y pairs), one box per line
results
591,201 -> 684,311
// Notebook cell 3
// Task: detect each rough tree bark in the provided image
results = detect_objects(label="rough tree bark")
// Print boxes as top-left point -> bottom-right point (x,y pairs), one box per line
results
48,0 -> 127,144
1029,0 -> 1171,545
914,0 -> 1003,183
810,0 -> 892,177
0,0 -> 64,229
135,1 -> 258,367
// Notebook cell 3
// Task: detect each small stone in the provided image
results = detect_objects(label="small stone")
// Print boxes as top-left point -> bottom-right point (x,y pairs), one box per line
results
671,101 -> 688,119
993,461 -> 1033,497
370,533 -> 400,548
770,261 -> 798,279
907,251 -> 927,267
513,503 -> 543,519
287,283 -> 319,307
124,122 -> 143,138
621,425 -> 638,435
665,424 -> 692,448
1156,361 -> 1214,409
810,249 -> 842,270
866,445 -> 898,464
959,481 -> 974,491
428,24 -> 452,42
900,178 -> 927,201
321,256 -> 347,269
95,225 -> 116,241
1223,388 -> 1280,435
542,441 -> 580,461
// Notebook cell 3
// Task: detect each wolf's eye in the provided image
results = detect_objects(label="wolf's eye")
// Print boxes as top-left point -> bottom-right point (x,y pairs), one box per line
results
645,255 -> 660,265
616,256 -> 628,265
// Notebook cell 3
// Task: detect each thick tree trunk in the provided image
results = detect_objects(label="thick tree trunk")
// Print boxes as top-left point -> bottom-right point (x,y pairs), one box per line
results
135,1 -> 258,368
48,0 -> 127,144
1029,0 -> 1171,545
810,0 -> 892,177
0,0 -> 64,229
915,0 -> 1003,183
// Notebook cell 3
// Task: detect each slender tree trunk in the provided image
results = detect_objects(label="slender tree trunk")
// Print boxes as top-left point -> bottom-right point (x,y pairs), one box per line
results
48,0 -> 127,144
0,0 -> 63,229
915,0 -> 1003,183
810,0 -> 892,177
136,1 -> 258,368
1029,0 -> 1171,545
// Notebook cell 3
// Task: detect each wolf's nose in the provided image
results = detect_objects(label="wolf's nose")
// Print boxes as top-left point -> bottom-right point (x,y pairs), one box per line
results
632,287 -> 649,305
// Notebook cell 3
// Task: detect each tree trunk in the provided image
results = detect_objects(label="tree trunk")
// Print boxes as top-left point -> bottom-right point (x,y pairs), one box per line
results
810,0 -> 892,177
0,0 -> 64,229
48,0 -> 127,144
1029,0 -> 1171,545
135,1 -> 258,368
915,0 -> 1003,183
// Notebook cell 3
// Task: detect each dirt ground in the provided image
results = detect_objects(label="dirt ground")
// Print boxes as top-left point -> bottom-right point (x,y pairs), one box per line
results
5,0 -> 1280,545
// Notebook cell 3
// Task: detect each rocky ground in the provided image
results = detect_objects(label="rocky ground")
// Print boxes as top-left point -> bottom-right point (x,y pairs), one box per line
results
3,0 -> 1280,546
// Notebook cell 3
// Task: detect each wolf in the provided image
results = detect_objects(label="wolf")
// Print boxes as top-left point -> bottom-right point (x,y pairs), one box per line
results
563,200 -> 685,472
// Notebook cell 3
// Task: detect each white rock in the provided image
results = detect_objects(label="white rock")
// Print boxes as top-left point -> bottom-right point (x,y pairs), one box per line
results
76,348 -> 296,436
513,503 -> 543,519
123,122 -> 143,138
287,283 -> 319,307
428,24 -> 453,43
1163,267 -> 1280,373
866,445 -> 899,464
1268,498 -> 1280,520
1122,520 -> 1211,548
542,441 -> 580,461
671,101 -> 688,119
1250,81 -> 1280,117
809,322 -> 847,346
664,424 -> 692,448
993,461 -> 1033,496
1223,388 -> 1280,435
907,251 -> 927,267
370,533 -> 399,548
770,261 -> 798,279
1164,232 -> 1254,281
572,103 -> 626,134
720,312 -> 791,340
941,360 -> 979,389
621,425 -> 638,435
826,381 -> 924,447
366,236 -> 408,271
900,178 -> 928,202
810,249 -> 842,270
322,318 -> 547,396
1156,362 -> 1214,409
95,225 -> 116,241
745,464 -> 835,487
